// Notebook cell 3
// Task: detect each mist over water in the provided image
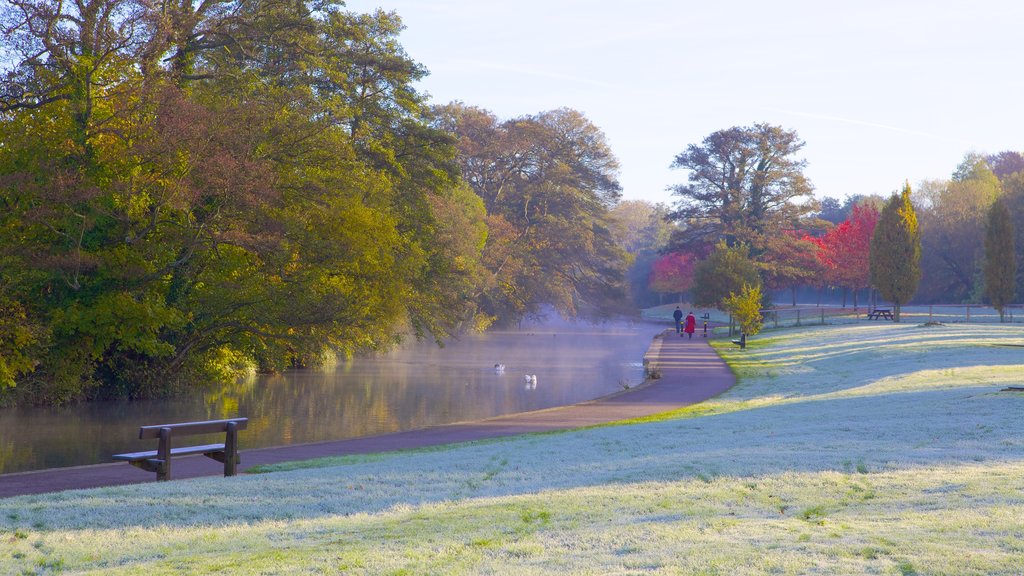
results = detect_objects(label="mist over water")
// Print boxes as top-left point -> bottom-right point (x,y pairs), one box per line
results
0,319 -> 662,474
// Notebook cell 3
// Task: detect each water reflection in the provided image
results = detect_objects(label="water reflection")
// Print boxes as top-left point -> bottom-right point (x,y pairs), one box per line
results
0,321 -> 659,474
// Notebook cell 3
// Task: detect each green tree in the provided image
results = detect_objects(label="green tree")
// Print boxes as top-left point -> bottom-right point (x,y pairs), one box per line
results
666,123 -> 817,255
870,183 -> 921,322
983,200 -> 1016,321
692,242 -> 761,309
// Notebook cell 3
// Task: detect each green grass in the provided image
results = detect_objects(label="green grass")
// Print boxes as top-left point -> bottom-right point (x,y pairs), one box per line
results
2,322 -> 1023,574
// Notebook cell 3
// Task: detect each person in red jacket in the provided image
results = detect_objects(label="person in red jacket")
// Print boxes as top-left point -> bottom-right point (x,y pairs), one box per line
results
683,311 -> 697,339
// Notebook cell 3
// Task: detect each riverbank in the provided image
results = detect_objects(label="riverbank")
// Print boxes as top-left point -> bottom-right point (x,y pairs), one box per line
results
0,321 -> 660,474
0,331 -> 734,497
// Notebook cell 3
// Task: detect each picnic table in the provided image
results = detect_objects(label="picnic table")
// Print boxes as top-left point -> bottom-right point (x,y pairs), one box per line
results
867,308 -> 894,320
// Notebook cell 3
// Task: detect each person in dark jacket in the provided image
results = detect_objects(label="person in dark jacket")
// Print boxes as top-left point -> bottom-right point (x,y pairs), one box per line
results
673,307 -> 683,333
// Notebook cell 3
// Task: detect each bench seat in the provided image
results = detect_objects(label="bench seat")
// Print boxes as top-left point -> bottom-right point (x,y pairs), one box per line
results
112,443 -> 228,462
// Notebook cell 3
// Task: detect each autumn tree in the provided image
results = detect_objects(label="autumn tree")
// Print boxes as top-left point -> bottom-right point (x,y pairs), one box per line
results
986,151 -> 1024,181
916,156 -> 1002,303
723,284 -> 764,338
0,2 -> 487,403
648,252 -> 697,302
984,200 -> 1016,321
811,204 -> 879,307
870,183 -> 921,322
758,231 -> 820,307
608,200 -> 676,307
666,123 -> 817,256
436,103 -> 629,326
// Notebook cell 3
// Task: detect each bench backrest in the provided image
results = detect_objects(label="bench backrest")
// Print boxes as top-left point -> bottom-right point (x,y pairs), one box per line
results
138,418 -> 249,440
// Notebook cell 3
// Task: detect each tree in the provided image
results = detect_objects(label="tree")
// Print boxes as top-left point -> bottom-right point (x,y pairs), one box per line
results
810,204 -> 879,307
986,151 -> 1024,181
984,200 -> 1016,321
870,183 -> 921,322
999,172 -> 1024,300
666,123 -> 816,254
648,252 -> 697,301
0,3 -> 488,403
723,284 -> 764,337
608,200 -> 676,308
758,231 -> 820,306
608,200 -> 673,254
692,242 -> 761,309
916,156 -> 1001,303
436,103 -> 629,325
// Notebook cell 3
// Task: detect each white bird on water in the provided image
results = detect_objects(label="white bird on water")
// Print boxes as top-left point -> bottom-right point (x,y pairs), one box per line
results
494,364 -> 505,373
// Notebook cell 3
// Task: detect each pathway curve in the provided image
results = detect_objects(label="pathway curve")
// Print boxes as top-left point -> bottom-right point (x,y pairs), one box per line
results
0,331 -> 734,498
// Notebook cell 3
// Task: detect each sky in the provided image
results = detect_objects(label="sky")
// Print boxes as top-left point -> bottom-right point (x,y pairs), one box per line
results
343,0 -> 1024,206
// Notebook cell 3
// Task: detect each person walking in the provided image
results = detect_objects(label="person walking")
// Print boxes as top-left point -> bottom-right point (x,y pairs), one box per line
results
673,306 -> 683,334
684,311 -> 697,339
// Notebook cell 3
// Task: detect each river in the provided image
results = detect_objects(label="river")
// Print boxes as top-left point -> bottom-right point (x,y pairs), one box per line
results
0,320 -> 662,474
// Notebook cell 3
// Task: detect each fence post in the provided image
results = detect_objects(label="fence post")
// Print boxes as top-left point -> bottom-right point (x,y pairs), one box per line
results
796,310 -> 801,326
966,305 -> 970,323
821,309 -> 825,325
929,305 -> 932,322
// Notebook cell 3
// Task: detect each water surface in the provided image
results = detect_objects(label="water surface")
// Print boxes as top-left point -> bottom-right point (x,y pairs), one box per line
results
0,321 -> 660,474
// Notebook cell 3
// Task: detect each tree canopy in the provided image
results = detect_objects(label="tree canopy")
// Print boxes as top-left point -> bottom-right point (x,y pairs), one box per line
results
691,242 -> 761,310
0,1 -> 487,402
666,123 -> 817,254
435,103 -> 629,326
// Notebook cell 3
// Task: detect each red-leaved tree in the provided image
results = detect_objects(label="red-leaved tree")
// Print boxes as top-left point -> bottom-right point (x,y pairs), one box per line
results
811,205 -> 879,307
649,252 -> 697,301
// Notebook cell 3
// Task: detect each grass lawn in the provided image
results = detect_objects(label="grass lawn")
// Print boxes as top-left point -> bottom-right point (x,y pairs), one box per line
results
2,322 -> 1024,575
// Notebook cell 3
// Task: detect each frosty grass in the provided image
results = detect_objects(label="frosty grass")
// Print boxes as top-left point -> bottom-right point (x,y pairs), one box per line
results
2,322 -> 1023,574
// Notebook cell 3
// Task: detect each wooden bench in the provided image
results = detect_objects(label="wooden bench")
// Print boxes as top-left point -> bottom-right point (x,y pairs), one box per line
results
867,308 -> 894,320
113,418 -> 248,481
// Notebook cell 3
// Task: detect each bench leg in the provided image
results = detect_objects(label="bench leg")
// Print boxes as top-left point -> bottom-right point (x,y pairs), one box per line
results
225,421 -> 239,477
157,427 -> 172,481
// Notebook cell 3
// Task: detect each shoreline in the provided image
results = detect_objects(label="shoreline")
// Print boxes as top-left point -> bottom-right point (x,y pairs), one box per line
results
0,329 -> 735,498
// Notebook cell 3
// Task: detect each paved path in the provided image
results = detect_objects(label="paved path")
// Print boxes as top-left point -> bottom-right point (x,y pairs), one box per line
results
0,331 -> 734,498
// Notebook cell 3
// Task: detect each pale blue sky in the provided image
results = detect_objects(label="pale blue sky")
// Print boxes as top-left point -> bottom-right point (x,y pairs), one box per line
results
345,0 -> 1024,205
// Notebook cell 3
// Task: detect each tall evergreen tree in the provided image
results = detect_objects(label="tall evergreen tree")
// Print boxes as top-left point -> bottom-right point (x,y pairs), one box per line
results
984,200 -> 1016,321
870,183 -> 921,322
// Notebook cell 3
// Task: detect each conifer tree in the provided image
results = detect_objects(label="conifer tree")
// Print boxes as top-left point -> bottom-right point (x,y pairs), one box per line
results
869,183 -> 921,322
984,200 -> 1016,322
